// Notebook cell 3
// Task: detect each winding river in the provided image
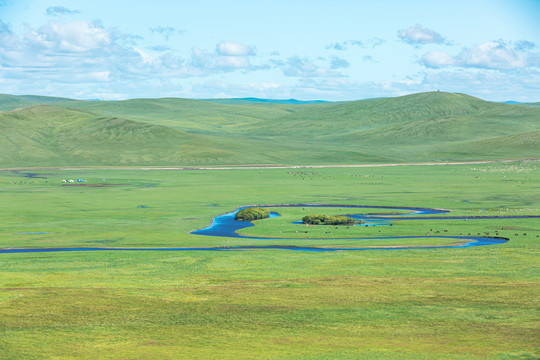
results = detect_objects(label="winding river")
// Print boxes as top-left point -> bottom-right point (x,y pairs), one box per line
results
189,204 -> 514,250
3,204 -> 537,253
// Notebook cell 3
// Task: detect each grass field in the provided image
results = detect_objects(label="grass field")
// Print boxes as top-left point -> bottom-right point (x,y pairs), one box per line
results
0,161 -> 539,359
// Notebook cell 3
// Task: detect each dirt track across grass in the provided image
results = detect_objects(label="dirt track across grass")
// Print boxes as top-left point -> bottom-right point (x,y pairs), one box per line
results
1,158 -> 538,172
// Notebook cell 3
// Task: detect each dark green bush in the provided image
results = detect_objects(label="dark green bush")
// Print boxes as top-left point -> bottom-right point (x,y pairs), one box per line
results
302,214 -> 358,226
235,207 -> 270,221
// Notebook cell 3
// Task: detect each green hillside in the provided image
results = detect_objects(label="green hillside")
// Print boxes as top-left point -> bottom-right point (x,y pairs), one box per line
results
0,105 -> 284,166
0,91 -> 538,166
55,97 -> 303,133
520,102 -> 540,108
0,94 -> 75,111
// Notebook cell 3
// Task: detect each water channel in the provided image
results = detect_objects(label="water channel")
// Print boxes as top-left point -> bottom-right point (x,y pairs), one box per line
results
3,204 -> 531,253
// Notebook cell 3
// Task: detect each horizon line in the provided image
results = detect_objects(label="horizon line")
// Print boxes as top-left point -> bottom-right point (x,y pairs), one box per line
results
2,91 -> 537,104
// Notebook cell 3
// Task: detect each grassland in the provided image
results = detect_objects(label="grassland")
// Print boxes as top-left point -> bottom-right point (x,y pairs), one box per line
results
0,161 -> 539,359
1,91 -> 539,167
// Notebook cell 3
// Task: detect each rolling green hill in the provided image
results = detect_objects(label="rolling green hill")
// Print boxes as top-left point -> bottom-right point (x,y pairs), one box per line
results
520,102 -> 540,108
0,94 -> 75,111
0,91 -> 538,166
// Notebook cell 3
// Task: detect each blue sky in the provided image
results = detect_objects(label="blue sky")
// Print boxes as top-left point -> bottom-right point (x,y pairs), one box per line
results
1,0 -> 539,101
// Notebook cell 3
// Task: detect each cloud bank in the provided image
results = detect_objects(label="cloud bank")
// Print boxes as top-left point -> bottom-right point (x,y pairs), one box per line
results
0,12 -> 538,102
422,40 -> 540,69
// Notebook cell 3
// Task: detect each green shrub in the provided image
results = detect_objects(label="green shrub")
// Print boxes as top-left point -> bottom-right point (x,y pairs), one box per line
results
235,207 -> 270,221
302,214 -> 358,226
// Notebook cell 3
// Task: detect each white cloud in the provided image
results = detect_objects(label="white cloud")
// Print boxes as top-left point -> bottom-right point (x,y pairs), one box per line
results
460,41 -> 536,69
2,14 -> 538,103
515,40 -> 536,51
134,47 -> 161,65
1,19 -> 266,89
326,40 -> 363,51
0,19 -> 147,96
74,71 -> 110,82
291,78 -> 408,100
0,19 -> 10,33
150,45 -> 170,52
24,20 -> 111,52
362,55 -> 376,63
422,51 -> 457,68
46,6 -> 79,16
326,41 -> 348,51
367,37 -> 384,48
330,56 -> 349,69
191,80 -> 287,99
216,41 -> 255,56
422,40 -> 540,70
398,24 -> 446,45
420,68 -> 540,101
187,42 -> 263,74
216,56 -> 250,69
0,19 -> 16,48
282,56 -> 343,77
189,46 -> 211,70
149,26 -> 183,41
293,66 -> 540,102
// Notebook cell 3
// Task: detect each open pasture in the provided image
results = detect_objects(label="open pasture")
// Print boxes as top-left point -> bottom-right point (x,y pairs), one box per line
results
0,161 -> 539,359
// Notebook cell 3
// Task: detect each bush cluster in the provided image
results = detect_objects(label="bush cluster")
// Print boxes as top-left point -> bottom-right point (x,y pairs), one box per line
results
235,207 -> 270,221
302,214 -> 357,226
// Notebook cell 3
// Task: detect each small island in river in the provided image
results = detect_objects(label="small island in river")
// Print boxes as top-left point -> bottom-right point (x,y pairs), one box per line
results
235,207 -> 270,221
302,214 -> 360,226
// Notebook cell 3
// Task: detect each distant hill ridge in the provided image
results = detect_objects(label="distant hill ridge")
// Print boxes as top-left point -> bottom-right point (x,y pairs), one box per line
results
0,91 -> 538,166
207,98 -> 328,105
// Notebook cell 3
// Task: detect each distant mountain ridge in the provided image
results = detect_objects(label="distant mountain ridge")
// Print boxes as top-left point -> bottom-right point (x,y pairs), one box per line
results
0,91 -> 538,167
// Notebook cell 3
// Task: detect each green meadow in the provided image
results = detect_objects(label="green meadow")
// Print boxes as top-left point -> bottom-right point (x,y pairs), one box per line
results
1,91 -> 539,167
1,161 -> 539,359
